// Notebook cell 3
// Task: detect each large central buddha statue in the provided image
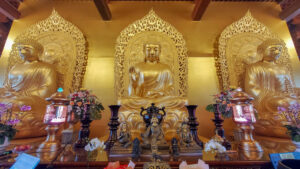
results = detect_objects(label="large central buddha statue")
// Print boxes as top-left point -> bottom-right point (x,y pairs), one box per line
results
119,43 -> 187,109
244,38 -> 299,138
0,39 -> 57,138
119,43 -> 187,141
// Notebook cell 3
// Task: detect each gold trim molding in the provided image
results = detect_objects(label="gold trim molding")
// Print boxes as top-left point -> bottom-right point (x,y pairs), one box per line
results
8,10 -> 87,92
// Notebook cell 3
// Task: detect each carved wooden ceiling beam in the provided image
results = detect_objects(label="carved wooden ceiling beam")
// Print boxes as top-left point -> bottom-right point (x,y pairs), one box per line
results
93,0 -> 112,21
0,0 -> 20,21
192,0 -> 211,21
280,0 -> 300,22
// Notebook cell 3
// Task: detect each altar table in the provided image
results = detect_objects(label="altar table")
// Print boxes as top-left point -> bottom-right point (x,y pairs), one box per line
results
0,141 -> 274,169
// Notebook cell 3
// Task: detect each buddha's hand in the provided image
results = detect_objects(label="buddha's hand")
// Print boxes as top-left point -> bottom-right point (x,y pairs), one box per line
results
0,88 -> 17,97
129,67 -> 138,81
147,91 -> 164,98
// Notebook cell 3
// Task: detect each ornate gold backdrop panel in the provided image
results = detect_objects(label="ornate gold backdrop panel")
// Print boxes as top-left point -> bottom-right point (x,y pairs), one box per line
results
115,10 -> 188,99
8,10 -> 87,92
216,11 -> 293,90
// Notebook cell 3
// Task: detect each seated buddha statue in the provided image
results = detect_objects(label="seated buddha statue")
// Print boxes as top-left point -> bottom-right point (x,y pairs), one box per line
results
119,43 -> 187,109
117,122 -> 131,148
244,38 -> 299,138
0,39 -> 57,138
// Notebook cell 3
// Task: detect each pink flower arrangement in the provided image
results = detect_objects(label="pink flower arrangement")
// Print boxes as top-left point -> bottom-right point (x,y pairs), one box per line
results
0,103 -> 31,144
68,89 -> 104,120
206,88 -> 236,118
278,103 -> 300,142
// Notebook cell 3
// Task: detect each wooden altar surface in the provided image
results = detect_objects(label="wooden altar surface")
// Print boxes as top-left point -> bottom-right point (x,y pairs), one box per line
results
0,141 -> 274,169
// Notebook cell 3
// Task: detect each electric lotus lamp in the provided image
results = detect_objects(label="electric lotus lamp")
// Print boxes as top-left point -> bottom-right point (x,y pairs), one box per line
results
37,88 -> 69,153
229,88 -> 263,159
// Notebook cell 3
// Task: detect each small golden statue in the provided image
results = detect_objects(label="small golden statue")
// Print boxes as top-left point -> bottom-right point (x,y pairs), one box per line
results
177,122 -> 202,154
0,39 -> 57,138
141,114 -> 167,148
178,122 -> 194,147
117,122 -> 131,148
244,38 -> 300,138
120,43 -> 186,109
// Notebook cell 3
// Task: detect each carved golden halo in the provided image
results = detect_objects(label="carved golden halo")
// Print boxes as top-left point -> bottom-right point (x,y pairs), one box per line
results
115,10 -> 188,99
217,11 -> 293,90
8,10 -> 87,92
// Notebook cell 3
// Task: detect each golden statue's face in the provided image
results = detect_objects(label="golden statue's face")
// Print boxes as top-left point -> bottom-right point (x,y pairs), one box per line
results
121,123 -> 127,132
144,44 -> 160,62
18,44 -> 39,62
151,116 -> 159,126
263,44 -> 283,61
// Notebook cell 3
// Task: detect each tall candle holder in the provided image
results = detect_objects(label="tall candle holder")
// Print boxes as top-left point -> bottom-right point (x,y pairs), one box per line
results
185,105 -> 203,148
229,88 -> 263,159
37,88 -> 69,153
105,105 -> 121,150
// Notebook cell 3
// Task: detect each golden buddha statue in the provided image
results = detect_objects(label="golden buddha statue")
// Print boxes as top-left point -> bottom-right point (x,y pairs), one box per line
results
119,43 -> 187,109
118,43 -> 187,141
244,38 -> 299,138
0,39 -> 57,138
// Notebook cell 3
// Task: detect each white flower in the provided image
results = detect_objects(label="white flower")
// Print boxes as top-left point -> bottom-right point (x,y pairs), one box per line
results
84,138 -> 106,151
204,140 -> 226,153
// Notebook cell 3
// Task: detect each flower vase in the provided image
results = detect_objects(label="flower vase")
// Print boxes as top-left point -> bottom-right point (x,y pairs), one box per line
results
96,149 -> 108,161
293,141 -> 300,152
87,149 -> 98,161
203,150 -> 217,161
75,105 -> 92,148
0,136 -> 10,153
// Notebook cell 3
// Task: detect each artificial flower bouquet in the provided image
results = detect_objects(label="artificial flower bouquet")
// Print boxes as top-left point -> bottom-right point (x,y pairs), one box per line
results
205,88 -> 235,118
204,138 -> 226,154
277,103 -> 300,142
84,138 -> 107,161
203,134 -> 227,160
0,103 -> 31,144
68,89 -> 104,120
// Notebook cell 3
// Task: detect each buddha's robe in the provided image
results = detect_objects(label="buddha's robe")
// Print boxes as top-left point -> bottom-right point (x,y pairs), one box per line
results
0,61 -> 57,138
245,61 -> 299,138
120,62 -> 187,109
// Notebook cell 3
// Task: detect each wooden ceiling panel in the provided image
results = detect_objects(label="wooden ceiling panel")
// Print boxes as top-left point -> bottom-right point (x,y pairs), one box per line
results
94,0 -> 112,20
0,0 -> 20,20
